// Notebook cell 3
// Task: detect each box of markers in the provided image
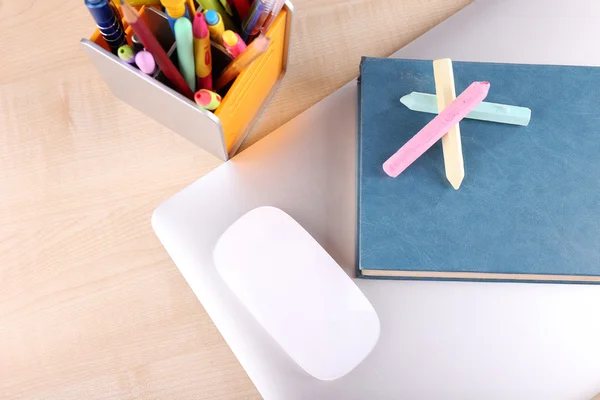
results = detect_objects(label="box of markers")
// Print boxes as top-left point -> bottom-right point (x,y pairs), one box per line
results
81,0 -> 293,160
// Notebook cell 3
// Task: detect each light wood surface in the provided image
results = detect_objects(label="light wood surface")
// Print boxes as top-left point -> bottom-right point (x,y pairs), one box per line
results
0,0 -> 469,398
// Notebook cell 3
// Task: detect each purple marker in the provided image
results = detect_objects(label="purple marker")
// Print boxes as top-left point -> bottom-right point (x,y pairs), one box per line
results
135,50 -> 156,75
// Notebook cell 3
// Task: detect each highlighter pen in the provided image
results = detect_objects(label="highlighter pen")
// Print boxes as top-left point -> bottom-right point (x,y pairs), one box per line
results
241,0 -> 276,41
118,44 -> 136,64
85,0 -> 127,54
135,50 -> 156,74
174,18 -> 196,92
222,30 -> 246,58
195,89 -> 222,111
197,0 -> 236,31
204,10 -> 225,44
192,11 -> 213,90
160,0 -> 190,32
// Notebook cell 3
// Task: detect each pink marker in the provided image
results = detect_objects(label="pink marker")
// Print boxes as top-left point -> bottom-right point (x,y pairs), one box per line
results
193,12 -> 213,91
135,50 -> 156,75
383,81 -> 490,178
222,30 -> 247,58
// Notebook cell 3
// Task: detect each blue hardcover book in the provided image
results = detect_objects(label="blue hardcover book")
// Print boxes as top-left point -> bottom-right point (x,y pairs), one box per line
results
357,57 -> 600,283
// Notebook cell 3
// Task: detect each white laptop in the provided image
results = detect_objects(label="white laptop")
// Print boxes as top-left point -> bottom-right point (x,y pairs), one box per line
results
152,0 -> 600,398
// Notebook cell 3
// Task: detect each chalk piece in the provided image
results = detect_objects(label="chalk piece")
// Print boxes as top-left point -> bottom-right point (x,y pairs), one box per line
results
400,92 -> 531,126
433,58 -> 464,190
384,81 -> 490,178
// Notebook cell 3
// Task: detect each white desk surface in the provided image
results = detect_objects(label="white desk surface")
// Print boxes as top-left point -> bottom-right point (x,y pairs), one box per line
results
153,0 -> 600,398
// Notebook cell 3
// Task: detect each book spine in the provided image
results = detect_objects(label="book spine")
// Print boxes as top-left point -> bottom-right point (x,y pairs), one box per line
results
355,57 -> 366,277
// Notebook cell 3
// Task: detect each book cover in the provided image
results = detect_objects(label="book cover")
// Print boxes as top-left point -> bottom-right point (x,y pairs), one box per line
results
357,57 -> 600,283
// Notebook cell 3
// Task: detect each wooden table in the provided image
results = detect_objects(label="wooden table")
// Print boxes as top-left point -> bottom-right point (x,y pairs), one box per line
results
0,0 -> 469,398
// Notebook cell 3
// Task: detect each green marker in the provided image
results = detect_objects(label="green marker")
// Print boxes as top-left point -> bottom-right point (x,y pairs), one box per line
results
400,92 -> 531,126
174,17 -> 196,92
117,45 -> 136,65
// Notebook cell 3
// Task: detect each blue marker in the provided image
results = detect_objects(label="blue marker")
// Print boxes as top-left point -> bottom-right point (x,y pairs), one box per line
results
240,0 -> 275,41
84,0 -> 127,54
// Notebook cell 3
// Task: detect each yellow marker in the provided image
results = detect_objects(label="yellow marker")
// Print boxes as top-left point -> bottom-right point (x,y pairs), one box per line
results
433,58 -> 465,190
204,10 -> 225,44
222,30 -> 246,57
160,0 -> 187,18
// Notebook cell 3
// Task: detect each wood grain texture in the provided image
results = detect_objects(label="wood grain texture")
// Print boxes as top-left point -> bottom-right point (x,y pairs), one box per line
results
0,0 -> 470,398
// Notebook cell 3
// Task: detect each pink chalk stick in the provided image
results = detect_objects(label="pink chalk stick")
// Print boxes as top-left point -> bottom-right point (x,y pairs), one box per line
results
383,81 -> 490,178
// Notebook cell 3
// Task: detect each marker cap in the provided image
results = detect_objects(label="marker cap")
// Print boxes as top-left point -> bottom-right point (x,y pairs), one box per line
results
222,30 -> 239,47
135,51 -> 156,74
194,89 -> 222,110
204,9 -> 220,26
118,45 -> 135,63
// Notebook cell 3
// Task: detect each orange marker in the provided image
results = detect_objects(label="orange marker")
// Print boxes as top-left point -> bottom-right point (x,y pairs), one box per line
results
192,11 -> 213,90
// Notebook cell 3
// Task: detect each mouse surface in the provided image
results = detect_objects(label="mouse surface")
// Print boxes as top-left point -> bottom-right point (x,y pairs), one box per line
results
213,206 -> 380,381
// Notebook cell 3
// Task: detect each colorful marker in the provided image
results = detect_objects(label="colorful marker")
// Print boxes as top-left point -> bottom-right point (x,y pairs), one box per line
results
192,11 -> 213,90
160,0 -> 190,31
222,30 -> 246,57
204,10 -> 225,44
118,45 -> 136,64
383,81 -> 490,178
85,0 -> 127,54
197,0 -> 236,30
241,0 -> 276,41
174,18 -> 196,91
135,50 -> 156,74
194,89 -> 222,111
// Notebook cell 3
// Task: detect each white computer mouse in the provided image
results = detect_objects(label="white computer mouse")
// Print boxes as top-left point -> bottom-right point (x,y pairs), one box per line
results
213,206 -> 380,381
